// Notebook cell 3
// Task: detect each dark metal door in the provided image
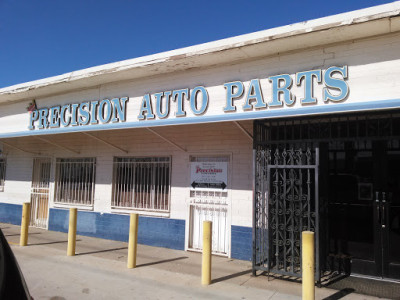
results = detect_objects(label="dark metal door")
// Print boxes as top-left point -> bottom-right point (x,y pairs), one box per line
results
339,140 -> 400,279
254,143 -> 320,280
380,141 -> 400,279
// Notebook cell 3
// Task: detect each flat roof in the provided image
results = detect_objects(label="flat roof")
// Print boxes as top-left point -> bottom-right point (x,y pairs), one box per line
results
1,1 -> 400,103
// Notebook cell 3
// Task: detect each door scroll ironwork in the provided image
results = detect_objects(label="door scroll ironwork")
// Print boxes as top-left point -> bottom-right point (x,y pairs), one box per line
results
253,120 -> 320,281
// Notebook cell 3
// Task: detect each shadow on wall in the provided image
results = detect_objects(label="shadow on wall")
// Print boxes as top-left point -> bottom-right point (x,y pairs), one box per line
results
2,121 -> 253,192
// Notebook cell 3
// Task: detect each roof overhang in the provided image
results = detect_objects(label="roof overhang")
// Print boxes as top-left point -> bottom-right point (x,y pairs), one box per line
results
1,2 -> 400,104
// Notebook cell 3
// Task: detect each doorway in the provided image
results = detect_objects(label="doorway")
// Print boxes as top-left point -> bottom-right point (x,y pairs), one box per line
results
188,156 -> 230,256
327,139 -> 400,279
253,112 -> 400,280
30,158 -> 51,229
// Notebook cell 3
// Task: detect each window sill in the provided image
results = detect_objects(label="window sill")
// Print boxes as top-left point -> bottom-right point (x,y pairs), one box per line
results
111,207 -> 170,218
53,203 -> 94,211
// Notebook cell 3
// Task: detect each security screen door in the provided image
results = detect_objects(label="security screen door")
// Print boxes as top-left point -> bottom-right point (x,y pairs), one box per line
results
253,140 -> 319,279
30,158 -> 51,228
188,156 -> 229,256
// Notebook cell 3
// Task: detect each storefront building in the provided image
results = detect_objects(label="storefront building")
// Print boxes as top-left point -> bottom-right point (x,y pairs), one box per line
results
0,3 -> 399,282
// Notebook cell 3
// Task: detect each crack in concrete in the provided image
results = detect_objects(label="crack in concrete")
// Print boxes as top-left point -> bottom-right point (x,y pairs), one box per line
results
267,291 -> 277,300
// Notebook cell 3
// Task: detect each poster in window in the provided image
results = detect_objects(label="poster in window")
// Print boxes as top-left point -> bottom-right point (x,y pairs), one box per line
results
190,162 -> 228,190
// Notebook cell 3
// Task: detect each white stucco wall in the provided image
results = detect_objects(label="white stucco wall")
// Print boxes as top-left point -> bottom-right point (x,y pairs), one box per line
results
0,121 -> 253,227
0,29 -> 400,231
1,32 -> 400,137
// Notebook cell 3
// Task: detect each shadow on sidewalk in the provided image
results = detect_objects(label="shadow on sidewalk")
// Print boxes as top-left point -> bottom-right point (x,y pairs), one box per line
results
322,288 -> 355,300
212,269 -> 253,284
28,239 -> 82,246
76,247 -> 128,256
137,256 -> 188,268
5,232 -> 42,237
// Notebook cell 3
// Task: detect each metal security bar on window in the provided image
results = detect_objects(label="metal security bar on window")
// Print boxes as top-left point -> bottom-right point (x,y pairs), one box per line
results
54,158 -> 96,205
0,158 -> 6,192
112,157 -> 171,212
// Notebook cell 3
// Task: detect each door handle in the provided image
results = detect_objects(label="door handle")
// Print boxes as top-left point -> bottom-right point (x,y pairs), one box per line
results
375,192 -> 380,224
382,192 -> 386,228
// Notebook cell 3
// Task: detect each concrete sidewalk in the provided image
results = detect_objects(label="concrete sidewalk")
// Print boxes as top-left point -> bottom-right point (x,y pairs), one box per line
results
1,223 -> 379,300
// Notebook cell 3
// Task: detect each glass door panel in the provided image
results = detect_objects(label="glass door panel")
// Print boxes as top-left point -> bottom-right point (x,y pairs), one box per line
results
327,141 -> 381,276
383,149 -> 400,279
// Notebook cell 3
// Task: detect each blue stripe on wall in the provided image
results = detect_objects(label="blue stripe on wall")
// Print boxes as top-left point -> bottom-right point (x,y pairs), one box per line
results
1,205 -> 252,260
231,225 -> 252,261
0,203 -> 22,225
48,208 -> 185,250
1,98 -> 400,139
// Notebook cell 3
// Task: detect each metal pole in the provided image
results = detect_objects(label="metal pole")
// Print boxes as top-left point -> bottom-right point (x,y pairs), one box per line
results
302,231 -> 315,300
127,213 -> 139,268
202,221 -> 212,285
20,203 -> 31,246
67,208 -> 78,256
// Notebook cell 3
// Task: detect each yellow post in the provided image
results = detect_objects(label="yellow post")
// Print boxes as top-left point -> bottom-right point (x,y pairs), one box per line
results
19,202 -> 31,246
202,220 -> 212,285
127,213 -> 139,268
302,231 -> 315,300
67,208 -> 77,256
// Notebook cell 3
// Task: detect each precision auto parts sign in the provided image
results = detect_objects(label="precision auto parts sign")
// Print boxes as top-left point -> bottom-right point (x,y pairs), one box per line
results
28,66 -> 349,131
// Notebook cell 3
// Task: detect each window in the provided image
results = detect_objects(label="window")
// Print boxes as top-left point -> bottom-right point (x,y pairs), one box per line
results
112,157 -> 171,212
54,158 -> 96,205
0,158 -> 6,192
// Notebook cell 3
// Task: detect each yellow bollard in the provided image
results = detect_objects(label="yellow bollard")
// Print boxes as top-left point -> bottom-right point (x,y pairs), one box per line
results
127,213 -> 139,268
302,231 -> 315,300
67,208 -> 77,256
202,220 -> 212,285
19,202 -> 31,246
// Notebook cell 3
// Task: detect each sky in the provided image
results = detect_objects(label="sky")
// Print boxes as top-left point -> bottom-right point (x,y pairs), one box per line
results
0,0 -> 395,88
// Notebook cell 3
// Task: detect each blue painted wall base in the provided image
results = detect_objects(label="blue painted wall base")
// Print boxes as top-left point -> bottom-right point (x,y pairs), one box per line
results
0,204 -> 253,261
0,203 -> 22,225
231,225 -> 252,261
48,208 -> 185,250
